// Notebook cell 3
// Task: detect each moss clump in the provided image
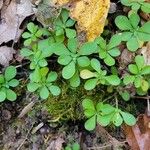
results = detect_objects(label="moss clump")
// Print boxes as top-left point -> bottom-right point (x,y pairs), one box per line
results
43,83 -> 104,122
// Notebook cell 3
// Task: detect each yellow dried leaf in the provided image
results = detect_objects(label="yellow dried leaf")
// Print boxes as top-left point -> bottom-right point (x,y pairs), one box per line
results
53,0 -> 70,5
70,0 -> 110,41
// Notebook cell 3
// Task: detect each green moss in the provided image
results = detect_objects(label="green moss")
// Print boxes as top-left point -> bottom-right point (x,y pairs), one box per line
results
43,83 -> 104,122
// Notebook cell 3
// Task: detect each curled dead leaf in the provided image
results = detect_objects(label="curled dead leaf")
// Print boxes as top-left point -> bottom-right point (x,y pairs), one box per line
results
0,0 -> 34,44
0,46 -> 15,67
123,114 -> 150,150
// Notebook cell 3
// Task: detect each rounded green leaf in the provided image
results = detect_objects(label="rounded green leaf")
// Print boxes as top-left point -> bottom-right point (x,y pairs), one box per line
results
95,37 -> 106,49
115,15 -> 133,30
120,111 -> 136,126
105,75 -> 120,86
38,59 -> 48,67
84,79 -> 98,90
8,79 -> 19,87
121,32 -> 133,41
27,22 -> 37,33
46,71 -> 58,83
120,91 -> 130,101
135,55 -> 144,71
127,36 -> 139,52
27,82 -> 40,92
79,42 -> 97,55
5,66 -> 16,81
22,32 -> 32,39
104,55 -> 115,66
77,56 -> 90,67
24,39 -> 32,46
97,114 -> 112,126
123,75 -> 135,85
91,58 -> 101,72
99,49 -> 107,59
0,91 -> 6,102
112,112 -> 123,127
141,80 -> 149,92
85,116 -> 96,131
40,86 -> 49,99
70,71 -> 80,87
82,98 -> 95,110
49,85 -> 61,96
108,34 -> 122,49
134,76 -> 142,88
128,64 -> 139,74
6,89 -> 17,101
80,69 -> 96,79
100,104 -> 115,115
21,48 -> 33,57
58,55 -> 72,65
129,13 -> 140,29
62,61 -> 76,79
66,19 -> 75,27
65,28 -> 76,38
141,66 -> 150,75
84,109 -> 96,118
108,48 -> 121,57
67,38 -> 78,53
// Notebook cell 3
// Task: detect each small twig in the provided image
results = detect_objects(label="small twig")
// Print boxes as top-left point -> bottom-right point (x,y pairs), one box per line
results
103,93 -> 116,103
115,96 -> 118,109
132,96 -> 150,100
17,124 -> 34,150
87,141 -> 127,150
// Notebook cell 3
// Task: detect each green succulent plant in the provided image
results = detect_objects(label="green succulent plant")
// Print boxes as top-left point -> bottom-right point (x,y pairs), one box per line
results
21,39 -> 53,70
22,22 -> 43,46
95,34 -> 121,66
80,59 -> 121,90
82,98 -> 136,131
27,67 -> 61,99
123,55 -> 150,93
115,13 -> 150,51
54,38 -> 97,87
0,66 -> 19,102
54,9 -> 76,39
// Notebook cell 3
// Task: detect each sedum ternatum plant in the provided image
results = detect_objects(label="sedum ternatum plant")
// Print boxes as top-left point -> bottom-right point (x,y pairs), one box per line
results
22,22 -> 43,46
54,38 -> 97,87
28,67 -> 61,99
115,13 -> 150,51
80,59 -> 120,90
82,99 -> 136,131
0,66 -> 19,102
95,34 -> 121,66
123,55 -> 150,94
54,9 -> 76,39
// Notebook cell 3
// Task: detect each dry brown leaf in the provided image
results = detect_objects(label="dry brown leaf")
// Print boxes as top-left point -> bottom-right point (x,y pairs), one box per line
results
123,114 -> 150,150
70,0 -> 110,41
0,46 -> 15,67
0,0 -> 34,44
140,42 -> 150,65
46,136 -> 64,150
0,0 -> 3,10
